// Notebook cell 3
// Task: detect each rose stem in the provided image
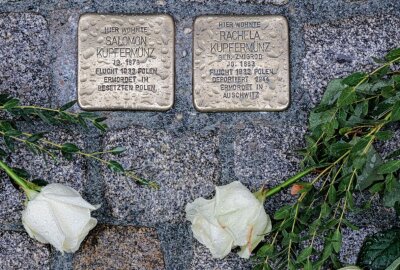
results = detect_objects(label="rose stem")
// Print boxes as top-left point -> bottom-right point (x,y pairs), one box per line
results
0,160 -> 38,199
264,167 -> 316,198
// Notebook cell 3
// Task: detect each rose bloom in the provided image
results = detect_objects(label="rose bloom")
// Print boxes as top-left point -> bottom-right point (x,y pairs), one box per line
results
22,183 -> 99,253
186,181 -> 272,259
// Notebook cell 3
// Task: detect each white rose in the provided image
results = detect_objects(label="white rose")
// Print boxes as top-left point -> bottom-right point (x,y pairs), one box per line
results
186,181 -> 272,259
22,183 -> 99,253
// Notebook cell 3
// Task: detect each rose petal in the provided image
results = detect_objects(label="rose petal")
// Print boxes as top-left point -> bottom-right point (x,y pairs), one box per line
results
40,184 -> 98,210
63,218 -> 97,253
47,200 -> 92,251
214,181 -> 262,246
187,198 -> 234,259
22,199 -> 66,252
238,204 -> 272,258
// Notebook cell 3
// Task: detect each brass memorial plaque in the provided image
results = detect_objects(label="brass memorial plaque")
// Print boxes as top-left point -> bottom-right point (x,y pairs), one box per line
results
193,16 -> 289,112
78,14 -> 174,110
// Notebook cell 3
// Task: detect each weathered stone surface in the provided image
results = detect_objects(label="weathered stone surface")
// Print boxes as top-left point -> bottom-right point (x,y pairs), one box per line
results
0,13 -> 50,105
48,10 -> 79,108
0,129 -> 87,224
103,126 -> 219,225
339,226 -> 378,265
338,194 -> 400,265
189,242 -> 253,270
181,0 -> 287,5
73,225 -> 165,270
302,14 -> 400,105
234,124 -> 306,211
0,230 -> 50,270
0,2 -> 399,270
157,223 -> 193,270
377,123 -> 400,158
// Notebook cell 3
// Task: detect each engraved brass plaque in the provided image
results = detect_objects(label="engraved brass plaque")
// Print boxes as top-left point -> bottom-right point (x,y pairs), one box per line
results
193,16 -> 289,112
78,14 -> 174,110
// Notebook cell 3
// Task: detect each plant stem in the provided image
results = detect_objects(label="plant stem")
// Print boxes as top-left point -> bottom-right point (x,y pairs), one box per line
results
0,130 -> 157,188
0,160 -> 38,199
0,131 -> 56,158
264,167 -> 316,198
27,135 -> 153,186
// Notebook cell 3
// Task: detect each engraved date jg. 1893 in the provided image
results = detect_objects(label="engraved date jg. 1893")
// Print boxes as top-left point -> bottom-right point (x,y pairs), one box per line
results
193,16 -> 290,112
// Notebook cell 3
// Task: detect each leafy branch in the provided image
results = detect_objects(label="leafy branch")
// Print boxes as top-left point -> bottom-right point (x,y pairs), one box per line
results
0,97 -> 158,189
255,47 -> 400,270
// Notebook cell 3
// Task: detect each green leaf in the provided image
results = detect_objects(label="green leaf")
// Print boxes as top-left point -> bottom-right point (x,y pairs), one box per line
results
375,131 -> 394,141
110,146 -> 126,155
385,47 -> 400,61
309,108 -> 337,130
273,205 -> 291,220
320,202 -> 331,218
321,79 -> 345,106
356,147 -> 384,190
350,136 -> 372,158
358,228 -> 400,270
5,129 -> 21,137
377,160 -> 400,174
339,127 -> 353,136
329,141 -> 352,157
355,81 -> 372,93
387,149 -> 400,159
59,111 -> 75,122
0,94 -> 11,105
93,121 -> 107,132
0,120 -> 15,132
346,191 -> 355,210
4,136 -> 15,152
321,243 -> 333,261
322,119 -> 339,137
36,110 -> 56,125
31,179 -> 48,187
303,260 -> 313,270
257,244 -> 274,257
391,101 -> 400,122
3,98 -> 19,109
76,115 -> 86,127
12,167 -> 30,179
338,87 -> 357,107
253,264 -> 266,270
61,143 -> 80,153
95,117 -> 107,123
368,182 -> 385,194
343,72 -> 367,87
330,254 -> 342,269
342,219 -> 359,231
27,133 -> 45,143
59,100 -> 77,111
354,101 -> 369,117
383,179 -> 400,208
332,230 -> 342,253
108,160 -> 124,173
296,246 -> 313,263
373,65 -> 390,80
328,186 -> 337,205
385,174 -> 395,192
78,112 -> 99,120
